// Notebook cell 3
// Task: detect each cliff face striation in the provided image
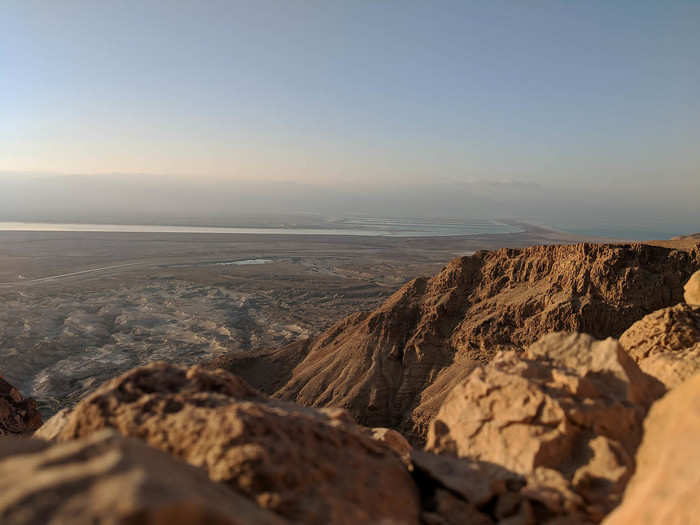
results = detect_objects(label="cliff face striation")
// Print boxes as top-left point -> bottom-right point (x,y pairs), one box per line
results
46,362 -> 421,525
272,243 -> 700,439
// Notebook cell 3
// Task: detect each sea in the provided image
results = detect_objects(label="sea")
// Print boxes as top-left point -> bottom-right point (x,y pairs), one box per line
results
0,219 -> 522,238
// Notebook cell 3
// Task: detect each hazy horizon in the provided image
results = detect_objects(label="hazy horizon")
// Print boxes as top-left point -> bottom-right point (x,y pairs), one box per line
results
3,2 -> 699,239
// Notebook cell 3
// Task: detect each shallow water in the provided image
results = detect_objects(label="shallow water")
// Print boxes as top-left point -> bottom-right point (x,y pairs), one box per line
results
0,220 -> 521,237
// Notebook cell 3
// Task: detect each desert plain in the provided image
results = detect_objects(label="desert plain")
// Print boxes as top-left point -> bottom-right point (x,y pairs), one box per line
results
0,222 -> 599,416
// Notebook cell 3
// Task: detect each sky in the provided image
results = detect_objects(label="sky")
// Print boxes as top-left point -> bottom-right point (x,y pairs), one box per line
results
2,1 -> 699,237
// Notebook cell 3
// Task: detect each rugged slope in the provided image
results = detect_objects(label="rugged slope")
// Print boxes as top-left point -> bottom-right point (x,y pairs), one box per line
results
273,243 -> 700,439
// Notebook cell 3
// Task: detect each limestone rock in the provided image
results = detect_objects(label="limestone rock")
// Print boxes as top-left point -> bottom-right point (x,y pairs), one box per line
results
425,333 -> 663,521
0,429 -> 286,525
33,407 -> 70,440
411,450 -> 525,508
603,373 -> 700,525
272,244 -> 699,441
684,269 -> 700,306
0,374 -> 42,436
410,450 -> 591,524
369,427 -> 413,459
53,362 -> 420,525
620,303 -> 700,388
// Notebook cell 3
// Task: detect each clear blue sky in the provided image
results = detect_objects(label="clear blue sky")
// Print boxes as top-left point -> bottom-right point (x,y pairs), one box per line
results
2,1 -> 699,235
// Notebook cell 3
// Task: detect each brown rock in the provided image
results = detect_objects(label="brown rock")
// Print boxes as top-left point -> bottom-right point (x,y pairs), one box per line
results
53,362 -> 420,525
272,244 -> 699,441
33,407 -> 70,440
411,450 -> 525,507
424,489 -> 495,525
0,429 -> 286,525
619,303 -> 700,388
368,427 -> 413,459
684,269 -> 700,306
0,374 -> 42,436
409,451 -> 590,524
603,373 -> 700,525
425,333 -> 663,522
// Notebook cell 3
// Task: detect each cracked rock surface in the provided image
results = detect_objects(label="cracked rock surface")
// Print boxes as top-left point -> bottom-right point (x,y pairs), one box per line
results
620,303 -> 700,389
0,429 -> 285,525
48,362 -> 420,525
425,332 -> 663,522
274,244 -> 699,441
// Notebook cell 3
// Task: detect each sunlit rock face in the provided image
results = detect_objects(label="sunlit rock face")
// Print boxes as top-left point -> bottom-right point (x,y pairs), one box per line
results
49,362 -> 421,525
276,243 -> 699,441
604,373 -> 700,525
0,430 -> 286,525
425,332 -> 664,522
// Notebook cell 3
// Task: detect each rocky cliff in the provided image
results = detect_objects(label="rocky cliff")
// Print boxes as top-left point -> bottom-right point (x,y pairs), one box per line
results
269,243 -> 699,440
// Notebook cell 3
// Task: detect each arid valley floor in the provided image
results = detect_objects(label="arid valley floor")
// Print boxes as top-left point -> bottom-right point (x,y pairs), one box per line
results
0,223 -> 595,417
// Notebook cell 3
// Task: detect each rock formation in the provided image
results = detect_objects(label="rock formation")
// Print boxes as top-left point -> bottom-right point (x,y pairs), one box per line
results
425,332 -> 663,522
0,374 -> 42,436
273,243 -> 699,440
49,362 -> 421,525
684,269 -> 700,306
33,407 -> 70,441
0,429 -> 285,525
619,303 -> 700,389
603,373 -> 700,525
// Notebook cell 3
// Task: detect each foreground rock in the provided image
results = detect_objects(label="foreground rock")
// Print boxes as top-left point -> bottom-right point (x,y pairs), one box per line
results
50,363 -> 420,525
0,429 -> 285,525
272,243 -> 699,440
425,332 -> 663,522
0,374 -> 42,435
604,373 -> 700,525
619,303 -> 700,388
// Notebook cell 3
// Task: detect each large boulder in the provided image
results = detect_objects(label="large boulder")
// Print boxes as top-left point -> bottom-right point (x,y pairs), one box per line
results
33,407 -> 70,440
619,303 -> 700,389
425,332 -> 663,522
51,363 -> 420,525
684,269 -> 700,306
0,429 -> 285,525
0,374 -> 42,436
603,373 -> 700,525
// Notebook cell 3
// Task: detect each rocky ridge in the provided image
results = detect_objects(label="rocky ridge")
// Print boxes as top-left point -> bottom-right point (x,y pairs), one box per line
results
266,243 -> 699,440
619,303 -> 700,388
